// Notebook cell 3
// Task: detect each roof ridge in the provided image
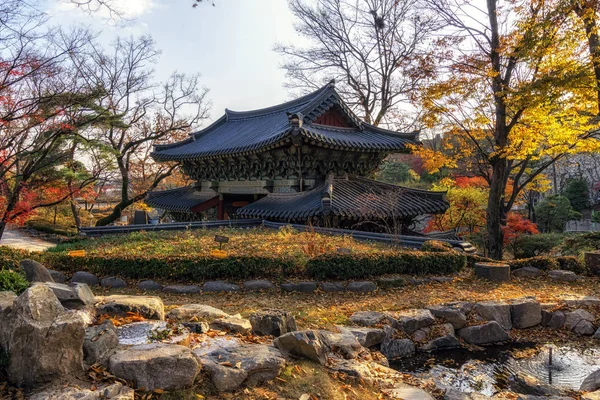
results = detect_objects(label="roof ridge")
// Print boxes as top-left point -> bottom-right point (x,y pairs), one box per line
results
146,186 -> 197,196
225,81 -> 335,121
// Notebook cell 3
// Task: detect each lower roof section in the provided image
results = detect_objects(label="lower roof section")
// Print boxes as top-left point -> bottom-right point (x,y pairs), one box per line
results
145,187 -> 217,213
238,175 -> 448,221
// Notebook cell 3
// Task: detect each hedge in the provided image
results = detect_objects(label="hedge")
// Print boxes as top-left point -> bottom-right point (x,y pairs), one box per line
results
42,250 -> 467,282
0,270 -> 29,294
512,233 -> 565,259
509,255 -> 587,275
420,240 -> 454,253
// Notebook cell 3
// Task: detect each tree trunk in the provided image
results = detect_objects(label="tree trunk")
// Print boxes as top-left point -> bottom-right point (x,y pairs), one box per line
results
487,159 -> 507,259
70,198 -> 81,229
95,199 -> 134,226
0,221 -> 6,242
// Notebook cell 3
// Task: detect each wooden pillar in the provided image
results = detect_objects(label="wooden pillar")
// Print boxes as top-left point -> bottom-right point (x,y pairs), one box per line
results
217,195 -> 225,220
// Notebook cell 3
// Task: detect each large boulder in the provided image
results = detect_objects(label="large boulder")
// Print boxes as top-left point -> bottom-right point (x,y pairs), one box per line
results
20,259 -> 54,283
167,304 -> 229,322
211,317 -> 253,335
473,301 -> 512,330
3,285 -> 86,386
349,311 -> 389,327
48,270 -> 67,284
71,271 -> 99,286
249,309 -> 297,336
512,267 -> 542,278
391,309 -> 435,334
38,282 -> 95,310
380,337 -> 415,360
83,320 -> 119,367
548,270 -> 579,282
417,323 -> 461,351
136,280 -> 162,291
546,311 -> 566,329
510,298 -> 542,329
340,326 -> 386,348
95,295 -> 164,320
427,305 -> 467,329
109,343 -> 200,390
274,330 -> 329,364
200,344 -> 286,391
29,383 -> 134,400
565,309 -> 596,335
457,321 -> 510,345
320,330 -> 366,359
581,370 -> 600,392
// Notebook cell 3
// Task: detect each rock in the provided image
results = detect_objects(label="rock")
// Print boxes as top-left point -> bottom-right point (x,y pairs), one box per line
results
200,344 -> 286,391
508,372 -> 564,396
585,251 -> 600,276
211,317 -> 252,335
350,311 -> 388,327
565,309 -> 595,330
162,284 -> 201,294
444,389 -> 491,400
547,311 -> 566,329
0,291 -> 16,313
280,281 -> 318,293
346,281 -> 377,292
582,370 -> 600,392
320,282 -> 345,292
72,271 -> 99,286
182,321 -> 210,334
541,310 -> 552,327
38,282 -> 95,310
29,383 -> 134,400
116,321 -> 166,345
3,285 -> 86,386
48,270 -> 66,284
473,300 -> 513,330
595,327 -> 600,340
137,280 -> 162,291
167,304 -> 229,322
457,321 -> 510,345
340,326 -> 386,348
583,390 -> 600,400
20,259 -> 54,283
512,267 -> 542,278
203,281 -> 241,292
574,320 -> 596,336
420,324 -> 461,351
383,386 -> 435,399
427,304 -> 467,329
548,270 -> 579,282
563,296 -> 600,307
95,295 -> 165,320
101,277 -> 127,289
109,343 -> 200,390
380,338 -> 415,359
391,309 -> 435,334
203,361 -> 248,391
375,277 -> 405,289
320,330 -> 365,359
274,330 -> 328,364
83,320 -> 119,367
446,301 -> 475,314
249,309 -> 297,336
243,280 -> 275,291
511,298 -> 542,329
474,262 -> 510,282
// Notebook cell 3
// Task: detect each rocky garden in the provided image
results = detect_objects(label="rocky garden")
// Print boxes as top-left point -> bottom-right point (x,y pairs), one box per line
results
2,230 -> 600,400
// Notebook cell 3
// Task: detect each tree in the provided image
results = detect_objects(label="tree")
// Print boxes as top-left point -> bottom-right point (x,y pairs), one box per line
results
535,195 -> 581,232
425,178 -> 487,234
414,0 -> 600,259
0,2 -> 109,239
276,0 -> 437,127
375,161 -> 413,184
502,212 -> 539,257
70,36 -> 211,226
563,178 -> 591,212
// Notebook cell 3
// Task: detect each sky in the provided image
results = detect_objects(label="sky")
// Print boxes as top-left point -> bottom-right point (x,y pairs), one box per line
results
43,0 -> 304,123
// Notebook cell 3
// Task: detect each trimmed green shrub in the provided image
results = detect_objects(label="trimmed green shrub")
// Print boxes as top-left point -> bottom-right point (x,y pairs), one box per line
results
421,240 -> 453,252
306,251 -> 466,280
513,233 -> 564,259
0,247 -> 31,270
509,256 -> 559,271
466,254 -> 495,267
0,269 -> 29,294
42,250 -> 467,282
556,256 -> 588,275
554,232 -> 600,258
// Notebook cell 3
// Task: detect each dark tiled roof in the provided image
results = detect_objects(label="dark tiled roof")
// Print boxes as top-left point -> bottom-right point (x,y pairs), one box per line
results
238,176 -> 448,220
145,187 -> 216,213
151,81 -> 418,161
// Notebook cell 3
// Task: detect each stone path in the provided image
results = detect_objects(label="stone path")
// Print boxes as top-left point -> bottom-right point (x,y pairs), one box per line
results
0,229 -> 55,251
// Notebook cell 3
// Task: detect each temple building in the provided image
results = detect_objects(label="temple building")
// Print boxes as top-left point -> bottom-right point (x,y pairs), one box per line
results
147,81 -> 449,232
